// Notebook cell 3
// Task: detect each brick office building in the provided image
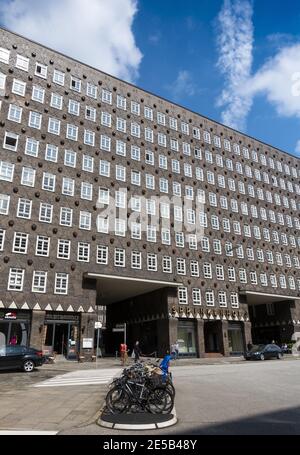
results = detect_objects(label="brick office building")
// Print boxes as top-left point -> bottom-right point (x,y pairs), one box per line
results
0,27 -> 300,359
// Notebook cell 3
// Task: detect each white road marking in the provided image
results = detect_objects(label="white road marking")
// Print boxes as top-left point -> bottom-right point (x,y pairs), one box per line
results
0,430 -> 58,435
33,368 -> 121,388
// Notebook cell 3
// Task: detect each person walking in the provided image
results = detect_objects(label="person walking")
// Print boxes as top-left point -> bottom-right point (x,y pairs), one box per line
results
133,341 -> 141,363
120,342 -> 128,366
174,340 -> 179,360
171,342 -> 176,358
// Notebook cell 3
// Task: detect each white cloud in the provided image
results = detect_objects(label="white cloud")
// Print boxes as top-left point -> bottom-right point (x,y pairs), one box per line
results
244,44 -> 300,118
0,0 -> 142,82
167,70 -> 197,101
216,0 -> 254,131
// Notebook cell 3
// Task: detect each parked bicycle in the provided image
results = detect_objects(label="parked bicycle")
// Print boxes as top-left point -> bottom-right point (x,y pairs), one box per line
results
105,359 -> 175,414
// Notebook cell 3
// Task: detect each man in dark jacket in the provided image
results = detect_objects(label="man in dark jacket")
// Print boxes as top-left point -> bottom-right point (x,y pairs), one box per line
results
133,341 -> 141,363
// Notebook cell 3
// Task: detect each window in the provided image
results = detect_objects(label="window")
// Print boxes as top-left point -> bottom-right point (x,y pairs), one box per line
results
203,263 -> 212,279
21,167 -> 35,187
145,127 -> 153,143
144,106 -> 153,120
117,94 -> 127,110
116,140 -> 126,157
147,254 -> 157,272
147,225 -> 157,243
84,130 -> 95,147
162,256 -> 172,273
53,70 -> 65,86
66,124 -> 78,141
131,222 -> 141,240
79,211 -> 91,230
60,207 -> 73,227
57,239 -> 71,260
205,291 -> 214,306
12,79 -> 26,96
17,198 -> 32,219
100,160 -> 111,177
70,76 -> 81,92
48,117 -> 61,135
81,182 -> 93,200
116,165 -> 126,182
192,289 -> 201,305
32,271 -> 47,293
13,232 -> 28,254
28,111 -> 42,129
131,251 -> 142,270
39,203 -> 53,223
98,188 -> 110,205
102,89 -> 112,104
131,101 -> 140,116
3,132 -> 18,151
228,267 -> 236,282
42,173 -> 56,192
216,265 -> 224,280
116,117 -> 126,132
85,106 -> 96,122
97,245 -> 108,265
35,63 -> 47,78
161,229 -> 171,245
131,145 -> 140,160
8,268 -> 24,291
100,135 -> 111,151
131,170 -> 141,186
0,47 -> 10,64
159,178 -> 168,193
25,138 -> 39,157
55,273 -> 69,294
115,218 -> 126,236
36,236 -> 50,256
178,287 -> 188,305
82,155 -> 94,173
114,248 -> 125,267
8,104 -> 22,123
145,150 -> 154,165
0,161 -> 14,182
87,83 -> 97,99
190,261 -> 199,277
64,149 -> 77,168
15,54 -> 29,71
68,99 -> 80,116
62,178 -> 75,196
230,293 -> 239,308
0,229 -> 5,251
45,144 -> 58,162
32,85 -> 45,103
219,291 -> 227,307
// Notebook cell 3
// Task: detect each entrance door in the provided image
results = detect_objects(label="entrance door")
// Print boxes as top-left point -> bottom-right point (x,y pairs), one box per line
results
53,323 -> 69,355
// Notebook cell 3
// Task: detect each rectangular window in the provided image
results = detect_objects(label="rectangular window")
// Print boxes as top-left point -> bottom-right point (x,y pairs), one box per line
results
70,76 -> 81,92
0,229 -> 5,251
84,130 -> 95,147
50,93 -> 63,109
39,203 -> 53,223
32,85 -> 45,103
21,167 -> 35,187
82,155 -> 94,173
53,69 -> 65,86
15,54 -> 29,71
28,111 -> 42,129
17,198 -> 32,219
42,173 -> 56,192
57,239 -> 71,260
178,287 -> 188,305
0,47 -> 10,64
35,236 -> 50,256
35,62 -> 47,78
55,273 -> 69,295
97,245 -> 108,265
66,124 -> 78,141
13,232 -> 28,254
8,268 -> 24,291
147,253 -> 157,271
79,211 -> 91,230
205,290 -> 214,306
3,132 -> 18,151
87,83 -> 97,99
100,135 -> 111,151
64,149 -> 77,168
12,79 -> 26,96
48,117 -> 61,135
131,251 -> 142,270
102,89 -> 112,104
114,248 -> 125,267
32,271 -> 47,293
60,207 -> 73,227
0,161 -> 14,182
45,144 -> 58,162
85,106 -> 96,122
8,104 -> 22,123
25,137 -> 39,157
162,256 -> 172,273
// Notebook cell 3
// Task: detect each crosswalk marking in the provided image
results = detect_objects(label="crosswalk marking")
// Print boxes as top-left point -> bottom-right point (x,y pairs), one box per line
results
33,368 -> 121,388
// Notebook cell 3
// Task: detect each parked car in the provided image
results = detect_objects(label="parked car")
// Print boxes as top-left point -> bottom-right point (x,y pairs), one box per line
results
244,344 -> 283,361
0,345 -> 46,372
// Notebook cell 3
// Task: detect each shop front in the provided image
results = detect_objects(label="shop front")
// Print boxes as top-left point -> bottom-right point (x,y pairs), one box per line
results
177,321 -> 197,357
0,310 -> 31,346
43,312 -> 80,360
228,322 -> 245,356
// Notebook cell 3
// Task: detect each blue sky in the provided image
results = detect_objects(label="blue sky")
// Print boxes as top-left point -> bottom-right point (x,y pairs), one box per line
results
1,0 -> 300,157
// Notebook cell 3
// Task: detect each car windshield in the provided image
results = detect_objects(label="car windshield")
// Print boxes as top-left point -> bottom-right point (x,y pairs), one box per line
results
250,344 -> 265,352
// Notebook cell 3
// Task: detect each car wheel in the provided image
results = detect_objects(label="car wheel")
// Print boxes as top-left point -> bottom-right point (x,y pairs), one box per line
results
260,354 -> 265,361
277,353 -> 283,360
23,360 -> 35,372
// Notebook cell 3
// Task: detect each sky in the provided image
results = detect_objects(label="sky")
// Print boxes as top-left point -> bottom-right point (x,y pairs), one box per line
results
1,0 -> 300,157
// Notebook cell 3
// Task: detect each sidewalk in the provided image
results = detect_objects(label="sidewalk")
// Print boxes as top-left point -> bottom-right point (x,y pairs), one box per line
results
42,354 -> 299,372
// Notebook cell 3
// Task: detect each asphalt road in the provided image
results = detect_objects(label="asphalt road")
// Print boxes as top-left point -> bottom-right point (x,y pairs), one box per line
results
1,358 -> 300,435
61,358 -> 300,435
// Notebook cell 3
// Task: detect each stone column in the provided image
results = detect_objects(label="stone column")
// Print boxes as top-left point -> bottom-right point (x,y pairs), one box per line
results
79,312 -> 96,359
243,321 -> 252,348
168,317 -> 178,348
30,310 -> 46,350
196,319 -> 205,358
219,320 -> 230,357
157,318 -> 175,357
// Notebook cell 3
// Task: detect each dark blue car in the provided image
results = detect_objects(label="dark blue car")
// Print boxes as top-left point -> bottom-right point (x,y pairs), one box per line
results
0,345 -> 46,372
244,344 -> 283,361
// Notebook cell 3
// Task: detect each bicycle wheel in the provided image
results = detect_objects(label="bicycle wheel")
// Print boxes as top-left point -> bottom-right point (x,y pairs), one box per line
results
105,386 -> 130,414
146,387 -> 174,414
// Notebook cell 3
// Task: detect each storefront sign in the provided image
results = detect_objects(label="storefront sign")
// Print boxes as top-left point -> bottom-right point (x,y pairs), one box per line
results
95,322 -> 102,329
4,312 -> 17,320
82,338 -> 93,348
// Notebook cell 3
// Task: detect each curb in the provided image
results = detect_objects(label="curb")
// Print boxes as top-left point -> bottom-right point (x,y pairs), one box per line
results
98,408 -> 177,431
